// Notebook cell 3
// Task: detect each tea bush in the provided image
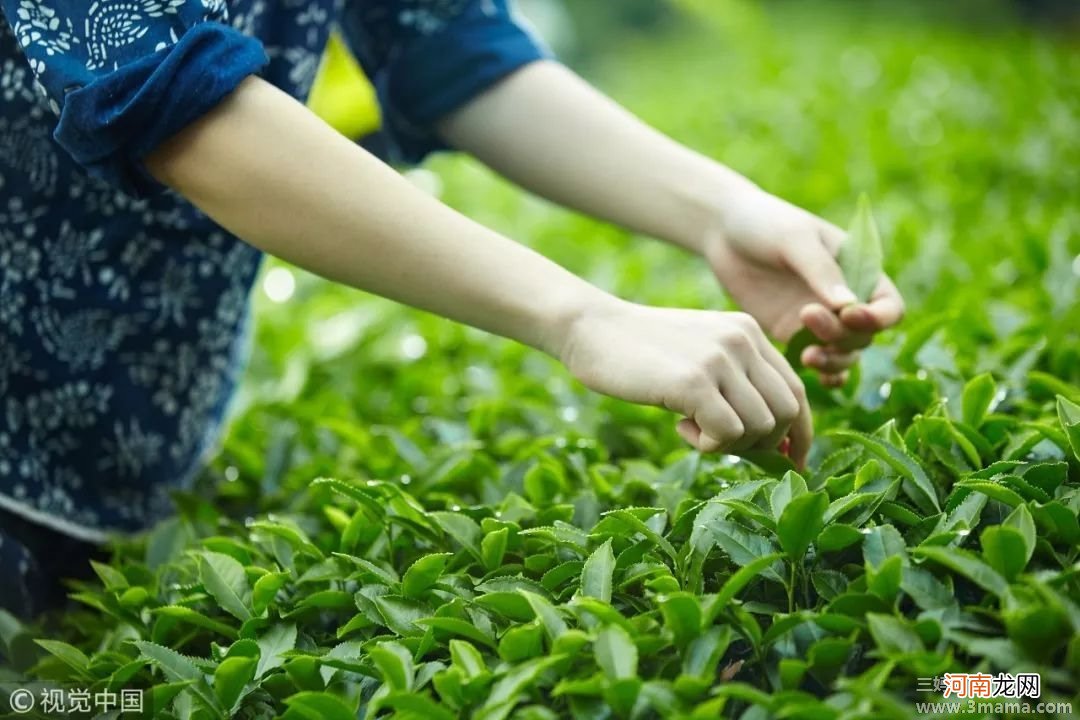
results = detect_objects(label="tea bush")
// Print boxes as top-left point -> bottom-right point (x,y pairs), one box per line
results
2,1 -> 1078,718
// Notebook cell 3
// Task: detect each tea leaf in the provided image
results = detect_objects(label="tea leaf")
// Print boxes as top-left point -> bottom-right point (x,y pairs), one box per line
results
580,539 -> 615,603
595,624 -> 638,680
838,194 -> 884,303
777,491 -> 828,562
197,551 -> 252,622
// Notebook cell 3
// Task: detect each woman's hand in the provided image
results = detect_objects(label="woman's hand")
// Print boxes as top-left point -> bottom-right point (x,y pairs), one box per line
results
558,300 -> 812,465
703,187 -> 905,386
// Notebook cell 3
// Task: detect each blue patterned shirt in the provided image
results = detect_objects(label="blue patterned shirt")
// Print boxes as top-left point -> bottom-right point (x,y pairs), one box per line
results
0,0 -> 547,541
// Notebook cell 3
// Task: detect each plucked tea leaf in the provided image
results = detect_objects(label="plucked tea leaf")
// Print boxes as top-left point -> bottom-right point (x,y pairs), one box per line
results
838,194 -> 884,303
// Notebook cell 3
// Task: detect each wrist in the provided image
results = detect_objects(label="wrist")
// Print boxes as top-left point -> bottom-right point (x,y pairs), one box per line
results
666,163 -> 761,256
538,283 -> 625,367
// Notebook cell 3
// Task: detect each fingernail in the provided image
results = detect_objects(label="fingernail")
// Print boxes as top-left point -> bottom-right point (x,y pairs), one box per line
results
831,285 -> 858,307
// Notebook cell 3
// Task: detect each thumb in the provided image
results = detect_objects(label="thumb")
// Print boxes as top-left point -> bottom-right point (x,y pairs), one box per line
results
785,232 -> 857,310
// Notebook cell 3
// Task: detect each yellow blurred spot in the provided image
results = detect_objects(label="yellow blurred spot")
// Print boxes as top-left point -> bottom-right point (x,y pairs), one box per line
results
307,33 -> 382,140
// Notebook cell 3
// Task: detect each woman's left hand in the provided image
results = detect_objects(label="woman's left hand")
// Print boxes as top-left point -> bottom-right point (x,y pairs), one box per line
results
702,187 -> 905,386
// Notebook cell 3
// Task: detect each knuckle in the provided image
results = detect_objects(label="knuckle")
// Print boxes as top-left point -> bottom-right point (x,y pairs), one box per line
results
749,416 -> 777,438
725,419 -> 746,446
779,396 -> 800,423
722,327 -> 753,351
791,380 -> 808,404
672,366 -> 709,397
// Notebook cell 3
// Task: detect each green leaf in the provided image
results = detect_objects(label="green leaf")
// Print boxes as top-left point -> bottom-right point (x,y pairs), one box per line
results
520,590 -> 568,641
89,560 -> 129,591
1002,504 -> 1036,564
197,551 -> 252,622
251,571 -> 290,616
481,527 -> 509,571
33,639 -> 90,677
256,624 -> 297,679
373,595 -> 427,636
602,509 -> 677,561
776,491 -> 828,562
816,524 -> 864,553
134,641 -> 223,717
213,656 -> 256,712
837,193 -> 884,303
980,526 -> 1028,581
770,471 -> 808,520
415,617 -> 497,650
863,524 -> 909,569
380,692 -> 457,720
708,520 -> 784,584
713,552 -> 786,612
867,555 -> 903,601
594,624 -> 638,680
961,373 -> 997,427
659,593 -> 701,649
478,656 -> 562,718
282,691 -> 356,720
248,520 -> 323,558
368,640 -> 414,692
1057,395 -> 1080,462
401,553 -> 452,599
866,613 -> 923,655
430,511 -> 483,558
832,430 -> 940,514
682,626 -> 732,679
449,639 -> 488,679
580,539 -> 615,603
498,622 -> 545,663
912,546 -> 1009,598
151,606 -> 238,639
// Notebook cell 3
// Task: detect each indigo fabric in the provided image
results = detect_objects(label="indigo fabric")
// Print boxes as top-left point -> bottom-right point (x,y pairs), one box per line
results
0,0 -> 548,542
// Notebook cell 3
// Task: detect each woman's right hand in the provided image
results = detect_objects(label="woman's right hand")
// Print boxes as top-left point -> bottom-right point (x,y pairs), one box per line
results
558,300 -> 811,466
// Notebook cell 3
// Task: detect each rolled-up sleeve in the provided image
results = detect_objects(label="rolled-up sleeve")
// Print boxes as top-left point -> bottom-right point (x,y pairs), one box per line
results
340,0 -> 551,162
1,0 -> 268,194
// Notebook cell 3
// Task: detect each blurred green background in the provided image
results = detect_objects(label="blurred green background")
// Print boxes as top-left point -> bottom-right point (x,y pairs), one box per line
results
212,0 -> 1080,495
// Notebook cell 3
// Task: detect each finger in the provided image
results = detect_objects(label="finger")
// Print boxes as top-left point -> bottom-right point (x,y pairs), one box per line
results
801,304 -> 874,351
750,334 -> 814,467
679,393 -> 744,453
839,276 -> 905,333
720,374 -> 779,451
800,346 -> 861,373
783,230 -> 857,310
800,303 -> 847,343
818,220 -> 846,255
787,396 -> 813,469
747,362 -> 800,450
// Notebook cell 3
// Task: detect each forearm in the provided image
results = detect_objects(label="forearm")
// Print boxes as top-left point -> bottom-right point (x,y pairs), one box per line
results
147,77 -> 611,357
437,60 -> 756,254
